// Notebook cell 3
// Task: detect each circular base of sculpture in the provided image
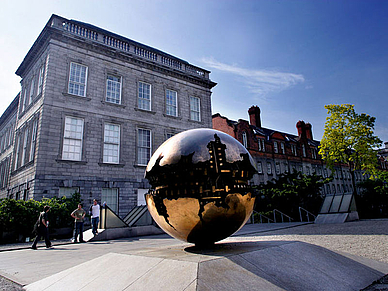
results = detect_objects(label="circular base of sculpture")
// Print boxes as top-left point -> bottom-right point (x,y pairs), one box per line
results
146,192 -> 255,245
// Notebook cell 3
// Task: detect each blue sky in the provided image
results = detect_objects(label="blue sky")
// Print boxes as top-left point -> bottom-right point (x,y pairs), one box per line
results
1,0 -> 387,143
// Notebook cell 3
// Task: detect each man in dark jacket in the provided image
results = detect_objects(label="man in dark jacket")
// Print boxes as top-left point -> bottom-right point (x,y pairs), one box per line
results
31,205 -> 52,249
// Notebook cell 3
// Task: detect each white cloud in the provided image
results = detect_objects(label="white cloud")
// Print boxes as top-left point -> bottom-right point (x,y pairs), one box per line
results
202,57 -> 305,97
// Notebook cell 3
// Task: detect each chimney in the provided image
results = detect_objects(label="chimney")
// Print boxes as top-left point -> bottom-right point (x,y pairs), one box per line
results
248,106 -> 261,127
305,123 -> 313,140
296,120 -> 306,138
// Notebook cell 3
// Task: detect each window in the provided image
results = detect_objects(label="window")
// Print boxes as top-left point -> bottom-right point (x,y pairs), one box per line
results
166,89 -> 177,116
103,124 -> 120,164
21,86 -> 28,112
106,75 -> 121,104
29,119 -> 38,162
258,139 -> 265,152
274,141 -> 278,153
242,132 -> 248,148
291,144 -> 297,156
21,128 -> 29,166
190,96 -> 201,121
138,81 -> 151,110
267,162 -> 272,175
302,144 -> 306,157
102,188 -> 118,213
29,79 -> 35,105
62,117 -> 84,161
59,187 -> 79,198
326,185 -> 330,194
281,142 -> 285,154
137,128 -> 151,165
332,185 -> 336,194
37,65 -> 44,95
68,62 -> 88,97
306,166 -> 310,175
165,132 -> 175,140
275,162 -> 280,175
14,134 -> 21,170
257,162 -> 263,174
312,148 -> 317,159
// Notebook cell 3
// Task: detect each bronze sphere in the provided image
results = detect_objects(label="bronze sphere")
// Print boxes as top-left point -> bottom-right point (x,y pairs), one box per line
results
145,128 -> 257,246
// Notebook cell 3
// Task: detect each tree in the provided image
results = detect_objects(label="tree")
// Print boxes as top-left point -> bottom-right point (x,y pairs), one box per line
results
319,104 -> 382,195
255,172 -> 332,219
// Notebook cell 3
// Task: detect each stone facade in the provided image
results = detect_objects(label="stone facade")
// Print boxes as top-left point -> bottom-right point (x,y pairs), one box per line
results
212,106 -> 384,196
1,14 -> 216,216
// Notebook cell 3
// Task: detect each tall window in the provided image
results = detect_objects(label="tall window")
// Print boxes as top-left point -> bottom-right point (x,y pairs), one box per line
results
138,82 -> 151,110
275,162 -> 281,175
274,141 -> 278,153
291,144 -> 297,156
166,89 -> 177,116
106,75 -> 121,104
62,117 -> 84,161
302,144 -> 306,157
190,96 -> 201,121
137,128 -> 151,166
37,65 -> 44,95
259,139 -> 265,152
103,124 -> 120,164
14,134 -> 21,170
29,79 -> 35,105
102,188 -> 118,212
21,86 -> 28,112
281,142 -> 285,154
257,162 -> 263,173
29,119 -> 38,162
21,128 -> 29,166
68,62 -> 88,97
242,132 -> 248,148
267,162 -> 272,175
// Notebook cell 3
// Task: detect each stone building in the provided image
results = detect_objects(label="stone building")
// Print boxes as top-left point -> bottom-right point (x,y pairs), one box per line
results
0,14 -> 216,216
213,106 -> 379,196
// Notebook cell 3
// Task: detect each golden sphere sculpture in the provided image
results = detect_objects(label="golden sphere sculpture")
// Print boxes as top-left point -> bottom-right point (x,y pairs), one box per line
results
145,128 -> 257,246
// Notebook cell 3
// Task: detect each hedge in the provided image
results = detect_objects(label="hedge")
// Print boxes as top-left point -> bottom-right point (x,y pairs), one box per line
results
0,193 -> 81,243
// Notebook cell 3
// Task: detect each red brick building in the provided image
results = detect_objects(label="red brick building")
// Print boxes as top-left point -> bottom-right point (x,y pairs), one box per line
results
213,106 -> 376,195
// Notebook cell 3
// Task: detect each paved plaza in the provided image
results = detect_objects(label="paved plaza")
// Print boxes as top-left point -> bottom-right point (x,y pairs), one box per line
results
0,220 -> 387,290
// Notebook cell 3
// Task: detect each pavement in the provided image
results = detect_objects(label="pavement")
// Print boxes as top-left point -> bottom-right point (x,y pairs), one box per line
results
0,220 -> 387,290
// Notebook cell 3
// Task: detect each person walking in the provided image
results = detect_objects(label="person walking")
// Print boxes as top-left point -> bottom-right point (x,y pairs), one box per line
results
71,203 -> 86,243
31,205 -> 52,249
90,199 -> 100,236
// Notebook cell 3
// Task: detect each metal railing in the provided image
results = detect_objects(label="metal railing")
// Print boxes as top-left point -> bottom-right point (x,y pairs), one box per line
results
299,207 -> 317,222
250,210 -> 274,224
273,209 -> 293,223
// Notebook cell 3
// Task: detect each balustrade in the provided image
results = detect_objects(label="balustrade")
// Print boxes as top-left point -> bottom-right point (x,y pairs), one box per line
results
61,19 -> 207,79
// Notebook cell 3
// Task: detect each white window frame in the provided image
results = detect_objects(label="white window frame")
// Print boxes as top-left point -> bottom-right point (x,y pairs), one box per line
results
137,128 -> 151,166
257,161 -> 263,174
281,142 -> 285,154
106,74 -> 122,104
103,123 -> 120,164
138,81 -> 151,111
62,116 -> 84,161
29,79 -> 35,105
102,188 -> 118,213
14,134 -> 21,170
302,144 -> 306,157
37,65 -> 44,95
242,132 -> 248,148
267,162 -> 272,175
275,162 -> 281,175
29,119 -> 38,162
21,128 -> 29,166
22,86 -> 28,112
68,62 -> 88,97
166,89 -> 178,117
274,141 -> 278,153
190,96 -> 201,121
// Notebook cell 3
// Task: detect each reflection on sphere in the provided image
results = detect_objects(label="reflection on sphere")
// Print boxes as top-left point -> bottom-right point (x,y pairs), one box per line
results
145,128 -> 257,246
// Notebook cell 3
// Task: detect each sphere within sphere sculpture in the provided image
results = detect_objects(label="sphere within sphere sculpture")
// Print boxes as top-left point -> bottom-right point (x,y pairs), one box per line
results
145,128 -> 257,246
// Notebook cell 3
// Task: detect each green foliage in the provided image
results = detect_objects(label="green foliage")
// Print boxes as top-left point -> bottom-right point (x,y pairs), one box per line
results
355,171 -> 388,218
319,104 -> 382,176
254,172 -> 332,219
0,193 -> 81,243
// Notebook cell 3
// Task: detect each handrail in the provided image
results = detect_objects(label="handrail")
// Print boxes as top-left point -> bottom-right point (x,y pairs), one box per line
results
299,207 -> 317,222
273,209 -> 293,223
251,210 -> 274,224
